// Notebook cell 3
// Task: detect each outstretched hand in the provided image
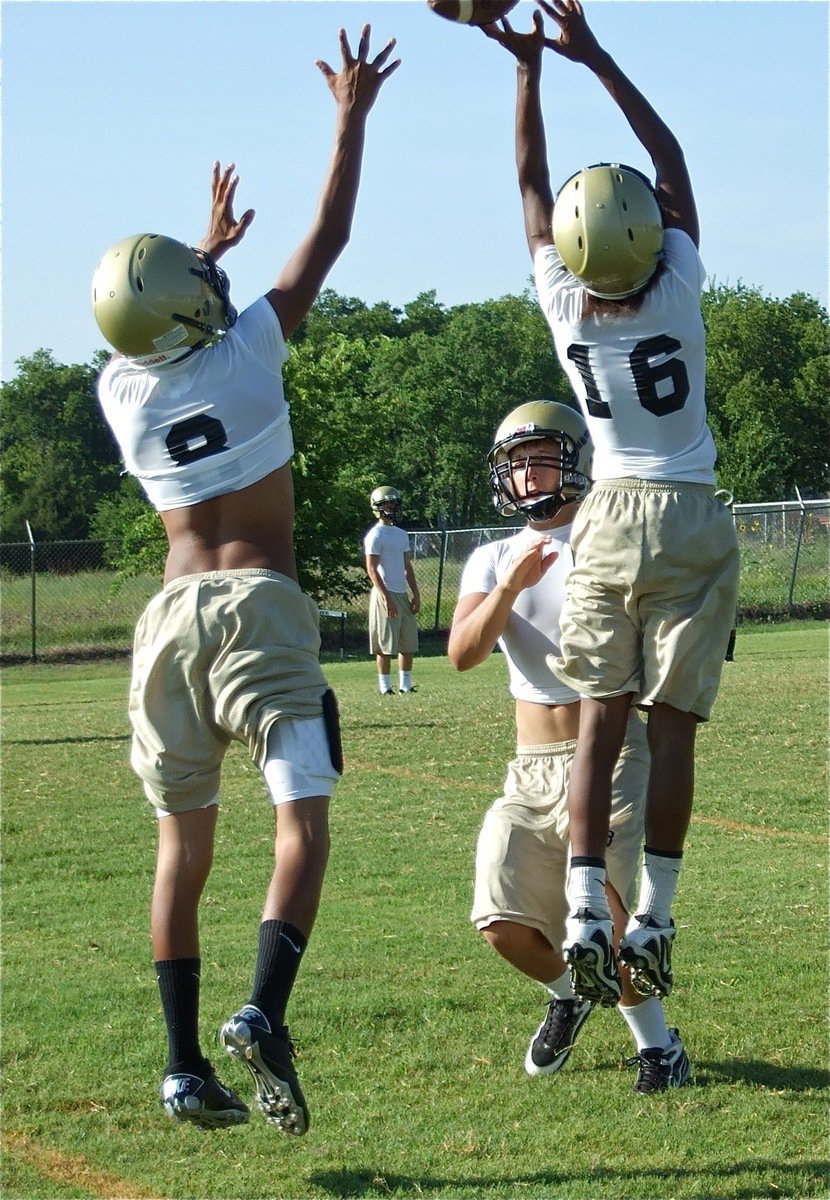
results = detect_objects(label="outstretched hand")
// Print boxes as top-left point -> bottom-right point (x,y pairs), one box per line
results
316,25 -> 401,117
536,0 -> 604,65
198,162 -> 255,261
480,8 -> 547,69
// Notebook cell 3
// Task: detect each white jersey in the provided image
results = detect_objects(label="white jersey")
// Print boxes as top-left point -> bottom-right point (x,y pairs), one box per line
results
97,297 -> 292,511
534,229 -> 716,483
458,524 -> 579,705
363,523 -> 410,593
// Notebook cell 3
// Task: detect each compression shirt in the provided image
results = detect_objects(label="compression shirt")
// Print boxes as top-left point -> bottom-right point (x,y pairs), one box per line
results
458,524 -> 579,706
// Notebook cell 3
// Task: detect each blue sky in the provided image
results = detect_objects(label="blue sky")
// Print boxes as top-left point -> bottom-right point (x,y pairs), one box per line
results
2,0 -> 828,381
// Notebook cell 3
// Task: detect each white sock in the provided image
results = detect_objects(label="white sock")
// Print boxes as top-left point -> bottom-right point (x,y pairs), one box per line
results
618,997 -> 672,1052
378,674 -> 392,694
634,850 -> 682,927
399,669 -> 413,690
566,863 -> 610,921
546,969 -> 576,1001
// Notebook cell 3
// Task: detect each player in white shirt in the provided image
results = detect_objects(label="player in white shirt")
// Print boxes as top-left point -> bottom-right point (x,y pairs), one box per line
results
482,0 -> 739,1007
449,400 -> 690,1092
92,27 -> 399,1133
363,486 -> 421,694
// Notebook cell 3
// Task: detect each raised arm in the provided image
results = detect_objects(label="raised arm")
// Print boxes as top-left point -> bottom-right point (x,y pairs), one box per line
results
482,11 -> 555,260
268,25 -> 400,339
197,162 -> 256,261
539,0 -> 698,244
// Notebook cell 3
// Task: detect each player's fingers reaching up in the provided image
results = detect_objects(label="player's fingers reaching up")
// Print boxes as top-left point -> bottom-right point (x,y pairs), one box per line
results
200,161 -> 255,260
481,9 -> 546,66
212,163 -> 256,236
316,25 -> 401,115
537,0 -> 602,64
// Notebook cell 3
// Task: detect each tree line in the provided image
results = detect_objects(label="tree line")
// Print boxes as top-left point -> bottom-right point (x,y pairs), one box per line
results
1,282 -> 827,599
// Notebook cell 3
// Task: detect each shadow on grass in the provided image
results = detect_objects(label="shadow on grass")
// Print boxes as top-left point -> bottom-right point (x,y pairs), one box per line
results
3,733 -> 130,746
694,1059 -> 830,1092
309,1158 -> 829,1199
310,1065 -> 829,1198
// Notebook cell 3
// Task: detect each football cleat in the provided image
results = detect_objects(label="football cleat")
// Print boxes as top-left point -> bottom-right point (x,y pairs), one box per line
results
525,995 -> 594,1076
398,685 -> 418,694
563,910 -> 621,1007
627,1028 -> 691,1093
160,1068 -> 249,1129
619,915 -> 676,998
220,1005 -> 309,1136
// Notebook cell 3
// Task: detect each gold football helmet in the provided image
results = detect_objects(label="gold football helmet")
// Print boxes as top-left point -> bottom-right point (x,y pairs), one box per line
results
92,233 -> 237,361
552,163 -> 664,299
488,400 -> 592,521
370,486 -> 403,520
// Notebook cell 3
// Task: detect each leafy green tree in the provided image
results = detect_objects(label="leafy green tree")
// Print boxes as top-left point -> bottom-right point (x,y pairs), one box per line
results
285,331 -> 387,599
363,290 -> 570,526
703,286 -> 829,500
0,349 -> 119,541
90,476 -> 166,578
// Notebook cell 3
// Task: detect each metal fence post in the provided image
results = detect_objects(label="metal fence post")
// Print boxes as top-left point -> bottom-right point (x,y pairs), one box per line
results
433,529 -> 448,633
787,487 -> 807,616
25,520 -> 37,662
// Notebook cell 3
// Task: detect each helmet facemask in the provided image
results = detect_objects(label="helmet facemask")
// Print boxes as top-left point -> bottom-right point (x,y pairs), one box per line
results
370,486 -> 403,521
177,250 -> 237,342
490,438 -> 587,522
488,402 -> 593,524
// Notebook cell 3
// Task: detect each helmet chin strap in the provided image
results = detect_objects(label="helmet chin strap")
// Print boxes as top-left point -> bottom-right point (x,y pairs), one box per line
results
518,492 -> 568,522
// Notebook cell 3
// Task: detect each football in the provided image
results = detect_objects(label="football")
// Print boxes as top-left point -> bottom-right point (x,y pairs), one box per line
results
427,0 -> 519,27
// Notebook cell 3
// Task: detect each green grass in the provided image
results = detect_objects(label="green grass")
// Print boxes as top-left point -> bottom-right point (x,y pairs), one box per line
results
1,625 -> 828,1200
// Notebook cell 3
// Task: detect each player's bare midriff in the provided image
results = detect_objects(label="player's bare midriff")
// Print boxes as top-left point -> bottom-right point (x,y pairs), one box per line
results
160,463 -> 298,585
515,698 -> 581,746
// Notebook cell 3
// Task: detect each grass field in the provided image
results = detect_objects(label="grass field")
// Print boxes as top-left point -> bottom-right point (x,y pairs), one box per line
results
1,624 -> 828,1200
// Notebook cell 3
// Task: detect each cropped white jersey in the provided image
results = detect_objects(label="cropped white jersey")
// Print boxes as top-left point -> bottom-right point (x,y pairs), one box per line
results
363,523 -> 410,593
458,524 -> 579,706
534,228 -> 717,483
97,297 -> 292,511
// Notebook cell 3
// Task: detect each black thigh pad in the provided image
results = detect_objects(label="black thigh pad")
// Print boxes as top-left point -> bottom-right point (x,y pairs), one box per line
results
322,688 -> 344,775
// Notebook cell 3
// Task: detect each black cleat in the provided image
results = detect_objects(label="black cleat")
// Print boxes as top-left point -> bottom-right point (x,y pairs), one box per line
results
160,1068 -> 249,1129
524,996 -> 594,1076
220,1005 -> 309,1136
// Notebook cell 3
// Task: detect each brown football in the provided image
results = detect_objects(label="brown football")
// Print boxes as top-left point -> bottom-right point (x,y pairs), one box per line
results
427,0 -> 519,26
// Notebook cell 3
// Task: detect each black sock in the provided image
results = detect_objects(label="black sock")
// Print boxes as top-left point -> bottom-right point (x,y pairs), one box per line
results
249,921 -> 308,1031
155,958 -> 209,1077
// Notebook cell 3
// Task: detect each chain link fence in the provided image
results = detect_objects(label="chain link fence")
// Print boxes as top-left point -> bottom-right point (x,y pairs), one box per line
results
2,499 -> 827,663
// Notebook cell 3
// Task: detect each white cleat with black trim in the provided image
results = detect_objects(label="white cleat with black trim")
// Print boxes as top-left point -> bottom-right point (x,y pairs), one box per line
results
619,914 -> 676,998
563,909 -> 621,1007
